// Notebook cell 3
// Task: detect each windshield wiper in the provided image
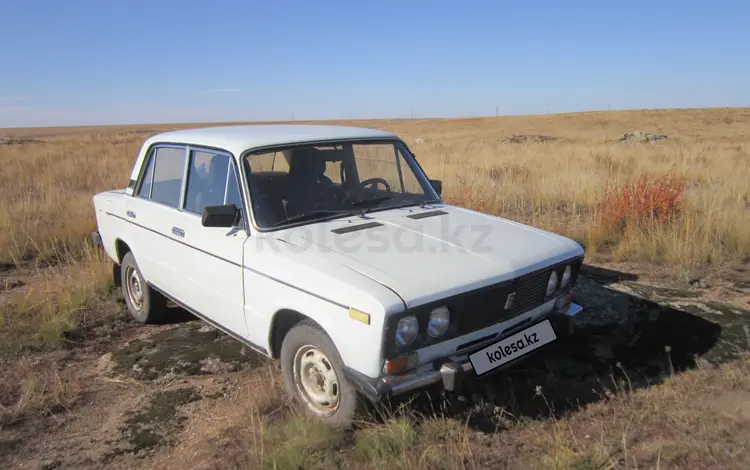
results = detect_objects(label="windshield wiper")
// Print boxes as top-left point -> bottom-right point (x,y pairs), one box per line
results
271,209 -> 357,227
351,195 -> 392,207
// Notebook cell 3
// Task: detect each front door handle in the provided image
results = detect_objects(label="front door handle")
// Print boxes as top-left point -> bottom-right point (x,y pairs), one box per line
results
172,227 -> 185,238
126,210 -> 136,219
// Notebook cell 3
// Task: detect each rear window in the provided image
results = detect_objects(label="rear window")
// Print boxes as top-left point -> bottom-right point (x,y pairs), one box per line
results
150,147 -> 187,208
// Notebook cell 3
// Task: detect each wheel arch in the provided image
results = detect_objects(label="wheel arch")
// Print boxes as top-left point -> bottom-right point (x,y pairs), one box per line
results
112,238 -> 133,289
114,238 -> 132,264
269,308 -> 323,359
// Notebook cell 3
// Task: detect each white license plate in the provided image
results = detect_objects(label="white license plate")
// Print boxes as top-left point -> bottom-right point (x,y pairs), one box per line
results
469,319 -> 557,376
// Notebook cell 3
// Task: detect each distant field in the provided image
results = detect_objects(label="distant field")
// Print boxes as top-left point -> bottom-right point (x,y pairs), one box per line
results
1,107 -> 749,276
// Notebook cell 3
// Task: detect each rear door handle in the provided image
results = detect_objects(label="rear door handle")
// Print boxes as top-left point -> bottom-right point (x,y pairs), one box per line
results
126,210 -> 136,218
172,227 -> 185,238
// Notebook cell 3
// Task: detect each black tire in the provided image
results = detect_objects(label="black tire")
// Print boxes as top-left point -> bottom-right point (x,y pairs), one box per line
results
120,251 -> 167,324
280,319 -> 365,429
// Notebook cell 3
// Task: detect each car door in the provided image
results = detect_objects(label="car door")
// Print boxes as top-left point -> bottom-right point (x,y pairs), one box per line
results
125,144 -> 191,298
168,147 -> 249,338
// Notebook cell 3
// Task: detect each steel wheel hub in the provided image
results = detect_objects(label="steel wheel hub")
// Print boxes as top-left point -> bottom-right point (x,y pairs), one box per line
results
126,266 -> 143,309
293,345 -> 340,416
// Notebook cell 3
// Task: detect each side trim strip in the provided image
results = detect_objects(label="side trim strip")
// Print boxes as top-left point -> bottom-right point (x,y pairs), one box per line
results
147,282 -> 270,357
106,211 -> 349,310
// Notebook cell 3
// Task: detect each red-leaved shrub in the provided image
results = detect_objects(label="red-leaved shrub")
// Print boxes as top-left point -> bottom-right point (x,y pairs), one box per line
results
595,173 -> 686,238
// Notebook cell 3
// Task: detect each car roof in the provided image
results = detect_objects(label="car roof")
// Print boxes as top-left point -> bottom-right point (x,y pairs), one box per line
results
143,124 -> 400,155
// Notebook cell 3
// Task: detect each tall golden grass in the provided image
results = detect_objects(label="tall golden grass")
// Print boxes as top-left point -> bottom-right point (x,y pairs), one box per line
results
0,134 -> 140,264
1,107 -> 748,277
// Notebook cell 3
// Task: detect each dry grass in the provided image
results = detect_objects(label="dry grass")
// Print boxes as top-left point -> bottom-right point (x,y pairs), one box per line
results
522,357 -> 750,470
169,357 -> 750,469
0,247 -> 115,354
0,134 -> 140,264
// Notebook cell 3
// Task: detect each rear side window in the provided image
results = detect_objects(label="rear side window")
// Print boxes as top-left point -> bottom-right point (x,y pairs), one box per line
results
150,147 -> 187,207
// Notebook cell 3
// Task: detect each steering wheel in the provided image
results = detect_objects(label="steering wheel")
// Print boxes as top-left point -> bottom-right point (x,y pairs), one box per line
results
359,177 -> 391,193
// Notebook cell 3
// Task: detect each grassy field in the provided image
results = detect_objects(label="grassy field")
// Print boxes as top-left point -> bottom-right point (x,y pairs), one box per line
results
1,107 -> 749,469
1,107 -> 749,272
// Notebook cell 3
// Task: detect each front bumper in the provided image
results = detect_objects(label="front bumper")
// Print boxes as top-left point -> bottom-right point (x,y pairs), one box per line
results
345,303 -> 583,402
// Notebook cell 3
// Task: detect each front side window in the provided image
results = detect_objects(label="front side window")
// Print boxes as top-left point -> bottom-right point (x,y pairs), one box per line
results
184,150 -> 244,218
243,140 -> 439,229
225,163 -> 243,208
185,151 -> 230,214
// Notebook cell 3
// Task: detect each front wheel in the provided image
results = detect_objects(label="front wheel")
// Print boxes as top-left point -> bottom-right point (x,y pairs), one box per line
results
280,320 -> 364,429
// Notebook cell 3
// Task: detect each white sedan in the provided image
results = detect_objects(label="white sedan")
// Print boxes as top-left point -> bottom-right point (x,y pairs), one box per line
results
91,124 -> 585,428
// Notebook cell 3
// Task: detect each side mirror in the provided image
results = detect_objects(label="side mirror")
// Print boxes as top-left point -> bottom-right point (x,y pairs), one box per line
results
202,204 -> 240,228
429,179 -> 443,196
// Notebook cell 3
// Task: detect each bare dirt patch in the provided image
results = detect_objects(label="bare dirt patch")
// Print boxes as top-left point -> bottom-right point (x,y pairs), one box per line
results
111,321 -> 268,382
0,312 -> 272,469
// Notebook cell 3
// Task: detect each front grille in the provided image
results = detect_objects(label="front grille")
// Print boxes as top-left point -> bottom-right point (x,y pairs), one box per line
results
510,269 -> 553,314
381,257 -> 583,359
455,260 -> 581,335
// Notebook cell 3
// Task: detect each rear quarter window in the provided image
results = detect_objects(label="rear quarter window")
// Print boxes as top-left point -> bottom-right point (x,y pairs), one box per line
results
136,153 -> 155,199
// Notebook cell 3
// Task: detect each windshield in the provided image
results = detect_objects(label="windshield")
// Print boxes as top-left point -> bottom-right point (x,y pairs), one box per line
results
243,140 -> 440,229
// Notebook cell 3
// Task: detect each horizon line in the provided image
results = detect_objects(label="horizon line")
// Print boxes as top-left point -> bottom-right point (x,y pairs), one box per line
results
1,105 -> 748,132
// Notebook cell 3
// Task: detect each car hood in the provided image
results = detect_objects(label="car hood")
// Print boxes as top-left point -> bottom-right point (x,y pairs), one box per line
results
274,204 -> 584,308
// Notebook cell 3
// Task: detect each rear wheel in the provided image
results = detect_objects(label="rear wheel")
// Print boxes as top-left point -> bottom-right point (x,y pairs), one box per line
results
280,319 -> 364,429
121,251 -> 167,324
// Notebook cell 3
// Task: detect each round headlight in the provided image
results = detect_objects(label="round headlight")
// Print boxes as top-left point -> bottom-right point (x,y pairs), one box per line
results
395,315 -> 419,346
546,271 -> 559,297
427,306 -> 450,338
560,265 -> 572,289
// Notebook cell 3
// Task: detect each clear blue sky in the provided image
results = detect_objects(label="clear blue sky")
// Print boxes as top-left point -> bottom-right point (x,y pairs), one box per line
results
1,0 -> 748,127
